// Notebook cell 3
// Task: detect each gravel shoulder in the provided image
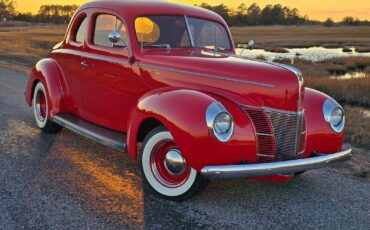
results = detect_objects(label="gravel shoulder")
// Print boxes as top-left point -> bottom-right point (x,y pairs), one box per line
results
0,67 -> 369,229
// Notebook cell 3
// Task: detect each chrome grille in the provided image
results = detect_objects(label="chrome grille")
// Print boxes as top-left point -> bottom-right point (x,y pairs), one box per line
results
244,109 -> 275,162
242,106 -> 306,162
265,109 -> 305,161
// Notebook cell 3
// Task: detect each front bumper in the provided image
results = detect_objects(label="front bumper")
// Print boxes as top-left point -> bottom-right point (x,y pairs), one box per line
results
201,148 -> 352,179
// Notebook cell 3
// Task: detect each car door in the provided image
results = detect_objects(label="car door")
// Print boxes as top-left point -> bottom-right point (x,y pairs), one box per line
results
54,13 -> 88,115
80,12 -> 144,132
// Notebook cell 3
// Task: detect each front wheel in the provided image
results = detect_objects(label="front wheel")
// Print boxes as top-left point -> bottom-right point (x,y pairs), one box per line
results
32,81 -> 62,133
140,127 -> 208,202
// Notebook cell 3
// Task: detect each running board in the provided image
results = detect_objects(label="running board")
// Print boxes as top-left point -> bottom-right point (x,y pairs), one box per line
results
53,113 -> 127,152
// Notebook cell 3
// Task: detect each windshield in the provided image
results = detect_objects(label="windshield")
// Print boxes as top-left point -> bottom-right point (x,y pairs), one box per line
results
135,16 -> 231,51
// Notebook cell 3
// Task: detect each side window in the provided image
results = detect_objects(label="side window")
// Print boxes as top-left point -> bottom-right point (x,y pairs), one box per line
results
135,17 -> 160,44
75,17 -> 88,43
94,14 -> 128,48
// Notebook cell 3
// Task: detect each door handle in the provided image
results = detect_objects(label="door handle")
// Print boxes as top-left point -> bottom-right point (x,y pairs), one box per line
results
81,61 -> 90,68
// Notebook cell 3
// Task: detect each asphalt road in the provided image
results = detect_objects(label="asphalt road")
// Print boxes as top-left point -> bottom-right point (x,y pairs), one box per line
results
0,67 -> 369,229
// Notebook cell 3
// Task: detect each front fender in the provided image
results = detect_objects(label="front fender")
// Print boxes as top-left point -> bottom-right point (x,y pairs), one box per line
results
303,88 -> 344,157
127,88 -> 256,171
25,58 -> 68,118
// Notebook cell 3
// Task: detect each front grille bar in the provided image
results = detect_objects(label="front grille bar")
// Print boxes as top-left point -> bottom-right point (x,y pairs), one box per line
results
241,105 -> 306,162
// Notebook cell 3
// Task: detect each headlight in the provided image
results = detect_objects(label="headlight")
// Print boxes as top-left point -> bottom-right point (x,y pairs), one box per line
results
206,102 -> 234,142
323,99 -> 345,133
331,107 -> 343,127
214,112 -> 232,135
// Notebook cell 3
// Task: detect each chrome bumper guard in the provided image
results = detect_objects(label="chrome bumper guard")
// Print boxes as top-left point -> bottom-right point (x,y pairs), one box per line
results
201,148 -> 352,179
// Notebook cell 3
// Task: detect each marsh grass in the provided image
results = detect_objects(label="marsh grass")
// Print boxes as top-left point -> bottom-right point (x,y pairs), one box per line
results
305,75 -> 370,107
275,56 -> 370,77
344,106 -> 370,149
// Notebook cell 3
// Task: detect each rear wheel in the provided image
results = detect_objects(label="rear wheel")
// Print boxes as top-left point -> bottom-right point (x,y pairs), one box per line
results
140,126 -> 208,202
32,82 -> 62,133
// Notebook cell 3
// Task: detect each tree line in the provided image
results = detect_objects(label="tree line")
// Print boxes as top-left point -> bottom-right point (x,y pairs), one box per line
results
197,2 -> 370,26
1,0 -> 369,26
1,0 -> 78,24
15,4 -> 79,24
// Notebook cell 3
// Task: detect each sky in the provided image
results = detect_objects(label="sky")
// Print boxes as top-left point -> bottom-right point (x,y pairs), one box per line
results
16,0 -> 370,21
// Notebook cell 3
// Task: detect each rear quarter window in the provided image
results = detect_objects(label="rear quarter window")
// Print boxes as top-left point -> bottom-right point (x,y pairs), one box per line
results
75,17 -> 88,43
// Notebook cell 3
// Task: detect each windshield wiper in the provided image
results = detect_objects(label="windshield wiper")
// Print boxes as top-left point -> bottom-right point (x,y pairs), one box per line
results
143,44 -> 171,49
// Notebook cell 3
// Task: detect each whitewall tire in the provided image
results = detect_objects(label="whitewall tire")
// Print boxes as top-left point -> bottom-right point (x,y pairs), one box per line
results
32,81 -> 62,133
141,126 -> 208,201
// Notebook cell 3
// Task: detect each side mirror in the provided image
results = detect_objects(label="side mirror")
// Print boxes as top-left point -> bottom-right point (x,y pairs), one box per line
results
108,31 -> 121,43
248,40 -> 255,50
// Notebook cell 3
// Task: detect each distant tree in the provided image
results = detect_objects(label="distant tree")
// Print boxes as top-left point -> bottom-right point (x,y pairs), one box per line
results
260,4 -> 273,25
247,3 -> 261,25
233,3 -> 248,26
197,2 -> 309,26
0,0 -> 16,20
285,8 -> 303,25
14,12 -> 33,21
341,16 -> 363,26
271,4 -> 285,24
197,3 -> 232,25
324,18 -> 335,27
36,4 -> 78,24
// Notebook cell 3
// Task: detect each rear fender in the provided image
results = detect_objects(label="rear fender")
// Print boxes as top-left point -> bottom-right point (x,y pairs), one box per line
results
127,88 -> 256,171
25,58 -> 68,118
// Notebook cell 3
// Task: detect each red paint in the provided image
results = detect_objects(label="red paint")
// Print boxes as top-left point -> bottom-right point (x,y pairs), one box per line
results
25,1 -> 345,180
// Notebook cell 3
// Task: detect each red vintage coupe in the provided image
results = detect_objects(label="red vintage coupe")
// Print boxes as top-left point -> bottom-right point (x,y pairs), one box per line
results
25,0 -> 352,201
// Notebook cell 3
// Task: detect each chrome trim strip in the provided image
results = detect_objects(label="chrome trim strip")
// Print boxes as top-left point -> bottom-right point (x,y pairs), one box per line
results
257,154 -> 274,158
138,63 -> 274,88
201,147 -> 352,179
256,133 -> 273,137
240,104 -> 304,115
53,113 -> 127,152
184,15 -> 195,47
52,49 -> 131,66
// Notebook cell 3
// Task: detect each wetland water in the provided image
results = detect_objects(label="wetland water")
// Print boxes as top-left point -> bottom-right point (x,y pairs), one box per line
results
236,46 -> 370,62
236,46 -> 370,80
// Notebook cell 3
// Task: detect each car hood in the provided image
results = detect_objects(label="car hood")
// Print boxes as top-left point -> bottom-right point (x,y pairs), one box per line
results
138,49 -> 303,112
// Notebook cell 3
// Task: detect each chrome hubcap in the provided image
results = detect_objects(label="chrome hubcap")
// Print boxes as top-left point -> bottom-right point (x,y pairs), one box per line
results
35,90 -> 46,122
164,149 -> 186,176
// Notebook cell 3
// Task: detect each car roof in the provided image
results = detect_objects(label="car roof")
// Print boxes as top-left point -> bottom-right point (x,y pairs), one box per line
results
79,0 -> 224,23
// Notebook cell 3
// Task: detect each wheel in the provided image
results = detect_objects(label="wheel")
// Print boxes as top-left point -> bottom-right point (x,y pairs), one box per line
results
32,81 -> 62,133
140,126 -> 209,202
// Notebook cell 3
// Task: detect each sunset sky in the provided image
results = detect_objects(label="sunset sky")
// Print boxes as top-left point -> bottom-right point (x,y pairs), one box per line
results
17,0 -> 370,21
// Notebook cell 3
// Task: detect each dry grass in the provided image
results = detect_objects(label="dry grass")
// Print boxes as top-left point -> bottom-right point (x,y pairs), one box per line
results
0,25 -> 66,67
275,56 -> 370,77
344,107 -> 370,149
230,25 -> 370,50
305,74 -> 370,107
0,21 -> 46,27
